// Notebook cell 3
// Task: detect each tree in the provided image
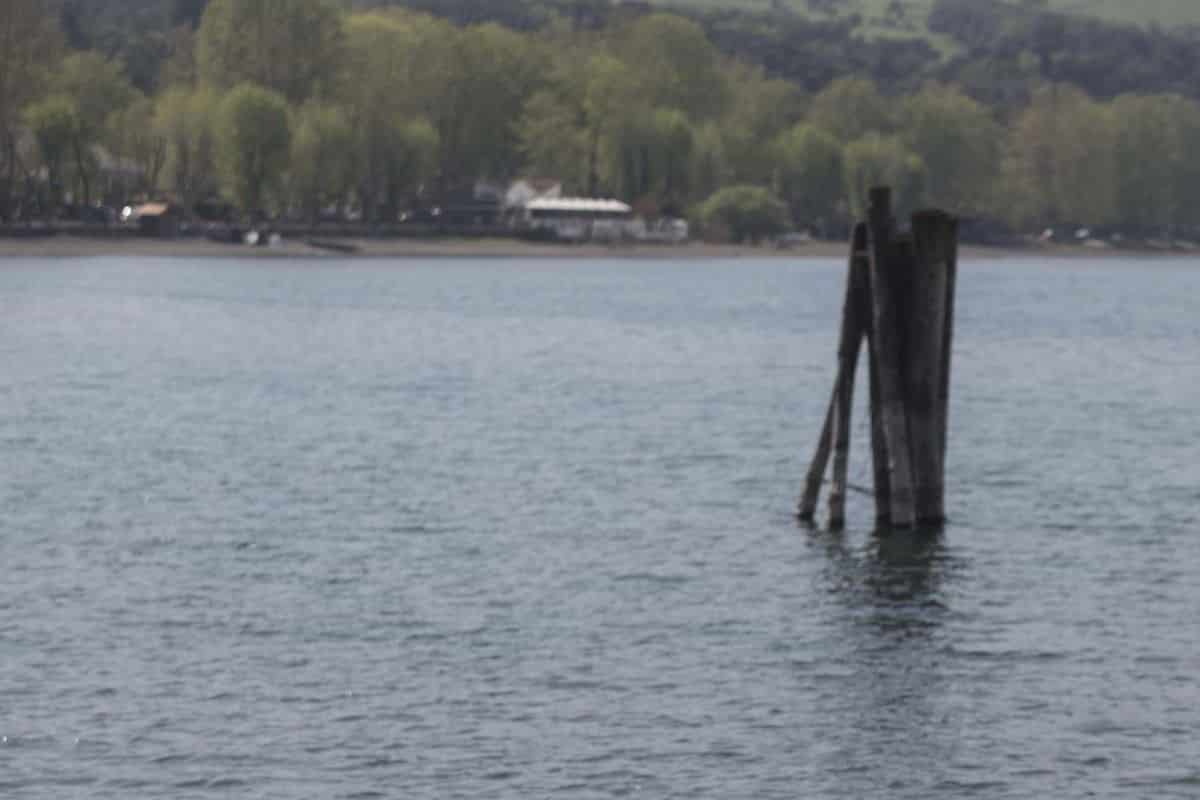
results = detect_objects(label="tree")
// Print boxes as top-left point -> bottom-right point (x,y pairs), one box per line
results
601,107 -> 695,214
718,62 -> 804,187
1164,96 -> 1200,231
516,90 -> 590,192
50,52 -> 137,206
197,0 -> 345,104
899,83 -> 1000,216
24,96 -> 78,218
427,22 -> 548,194
1006,84 -> 1115,228
155,87 -> 219,214
616,13 -> 731,121
341,11 -> 449,221
289,102 -> 356,225
0,1 -> 63,219
1110,94 -> 1184,233
809,77 -> 892,142
843,133 -> 926,220
690,123 -> 730,208
697,185 -> 789,244
106,94 -> 167,200
216,83 -> 292,219
772,124 -> 844,232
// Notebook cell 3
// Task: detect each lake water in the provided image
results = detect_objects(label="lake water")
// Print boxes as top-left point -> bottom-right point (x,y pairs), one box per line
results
1,255 -> 1198,799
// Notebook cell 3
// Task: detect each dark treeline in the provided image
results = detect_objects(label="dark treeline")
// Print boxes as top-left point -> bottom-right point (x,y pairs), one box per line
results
930,0 -> 1200,106
6,0 -> 1200,241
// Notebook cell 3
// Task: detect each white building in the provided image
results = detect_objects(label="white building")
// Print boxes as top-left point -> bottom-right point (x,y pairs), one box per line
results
505,178 -> 562,210
517,197 -> 636,242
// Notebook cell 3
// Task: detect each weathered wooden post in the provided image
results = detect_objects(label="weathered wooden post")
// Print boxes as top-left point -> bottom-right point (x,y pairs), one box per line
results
909,209 -> 958,524
797,224 -> 868,528
798,187 -> 958,530
866,188 -> 917,528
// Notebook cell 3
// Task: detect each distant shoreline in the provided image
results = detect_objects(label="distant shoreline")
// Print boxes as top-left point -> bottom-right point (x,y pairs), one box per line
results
1,234 -> 1196,262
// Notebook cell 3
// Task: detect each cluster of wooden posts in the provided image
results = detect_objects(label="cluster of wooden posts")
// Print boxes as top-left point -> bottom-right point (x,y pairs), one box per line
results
798,187 -> 959,531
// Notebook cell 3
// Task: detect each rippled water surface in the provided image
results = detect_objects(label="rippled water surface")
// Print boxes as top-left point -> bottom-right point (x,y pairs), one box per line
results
2,255 -> 1198,799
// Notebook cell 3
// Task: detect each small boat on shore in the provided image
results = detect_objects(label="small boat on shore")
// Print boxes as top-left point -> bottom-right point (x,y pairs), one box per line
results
305,238 -> 361,254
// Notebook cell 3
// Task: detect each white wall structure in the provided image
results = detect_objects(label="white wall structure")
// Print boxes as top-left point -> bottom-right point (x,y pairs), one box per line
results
518,197 -> 635,242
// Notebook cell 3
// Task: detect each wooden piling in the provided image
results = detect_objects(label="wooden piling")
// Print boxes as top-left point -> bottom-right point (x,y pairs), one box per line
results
827,224 -> 870,530
866,317 -> 892,528
798,225 -> 868,524
797,395 -> 834,522
797,186 -> 958,531
909,210 -> 958,524
937,214 -> 959,496
866,188 -> 917,529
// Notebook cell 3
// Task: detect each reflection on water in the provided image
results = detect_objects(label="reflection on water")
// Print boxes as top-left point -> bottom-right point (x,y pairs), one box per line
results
807,525 -> 971,796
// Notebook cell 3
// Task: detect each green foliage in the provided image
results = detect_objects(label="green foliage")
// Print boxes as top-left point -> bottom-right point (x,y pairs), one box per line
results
12,0 -> 1200,238
697,185 -> 789,243
772,124 -> 844,231
361,118 -> 439,223
899,83 -> 999,216
1110,95 -> 1178,232
1005,84 -> 1116,227
24,96 -> 79,203
601,108 -> 695,215
154,86 -> 219,211
106,94 -> 167,197
843,132 -> 926,219
289,101 -> 356,224
0,0 -> 65,218
719,62 -> 805,185
517,90 -> 591,192
341,11 -> 444,219
40,52 -> 138,205
428,22 -> 550,190
615,14 -> 731,122
216,83 -> 292,217
198,0 -> 345,103
809,77 -> 892,142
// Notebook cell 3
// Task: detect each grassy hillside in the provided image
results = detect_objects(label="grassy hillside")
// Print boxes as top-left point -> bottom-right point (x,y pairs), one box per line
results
656,0 -> 1200,30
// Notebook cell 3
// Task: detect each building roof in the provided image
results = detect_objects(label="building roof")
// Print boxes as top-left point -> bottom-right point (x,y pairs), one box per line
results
525,197 -> 632,214
132,202 -> 176,218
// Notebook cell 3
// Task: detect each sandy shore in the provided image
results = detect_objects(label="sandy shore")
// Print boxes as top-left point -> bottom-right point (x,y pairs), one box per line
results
0,233 -> 1194,261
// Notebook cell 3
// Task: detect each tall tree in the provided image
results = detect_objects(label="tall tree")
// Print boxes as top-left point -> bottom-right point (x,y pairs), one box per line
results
616,13 -> 730,122
197,0 -> 345,104
216,83 -> 292,219
899,83 -> 1000,216
1007,84 -> 1115,227
428,22 -> 548,194
1164,96 -> 1200,231
516,90 -> 591,192
23,96 -> 78,219
155,87 -> 219,213
289,101 -> 356,225
600,107 -> 695,214
51,52 -> 137,206
0,1 -> 63,220
772,124 -> 844,233
341,11 -> 449,221
106,94 -> 168,200
1110,94 -> 1182,232
719,61 -> 805,187
809,77 -> 893,142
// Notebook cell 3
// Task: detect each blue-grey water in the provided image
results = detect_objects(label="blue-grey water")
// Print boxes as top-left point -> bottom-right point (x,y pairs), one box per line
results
1,255 -> 1198,799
